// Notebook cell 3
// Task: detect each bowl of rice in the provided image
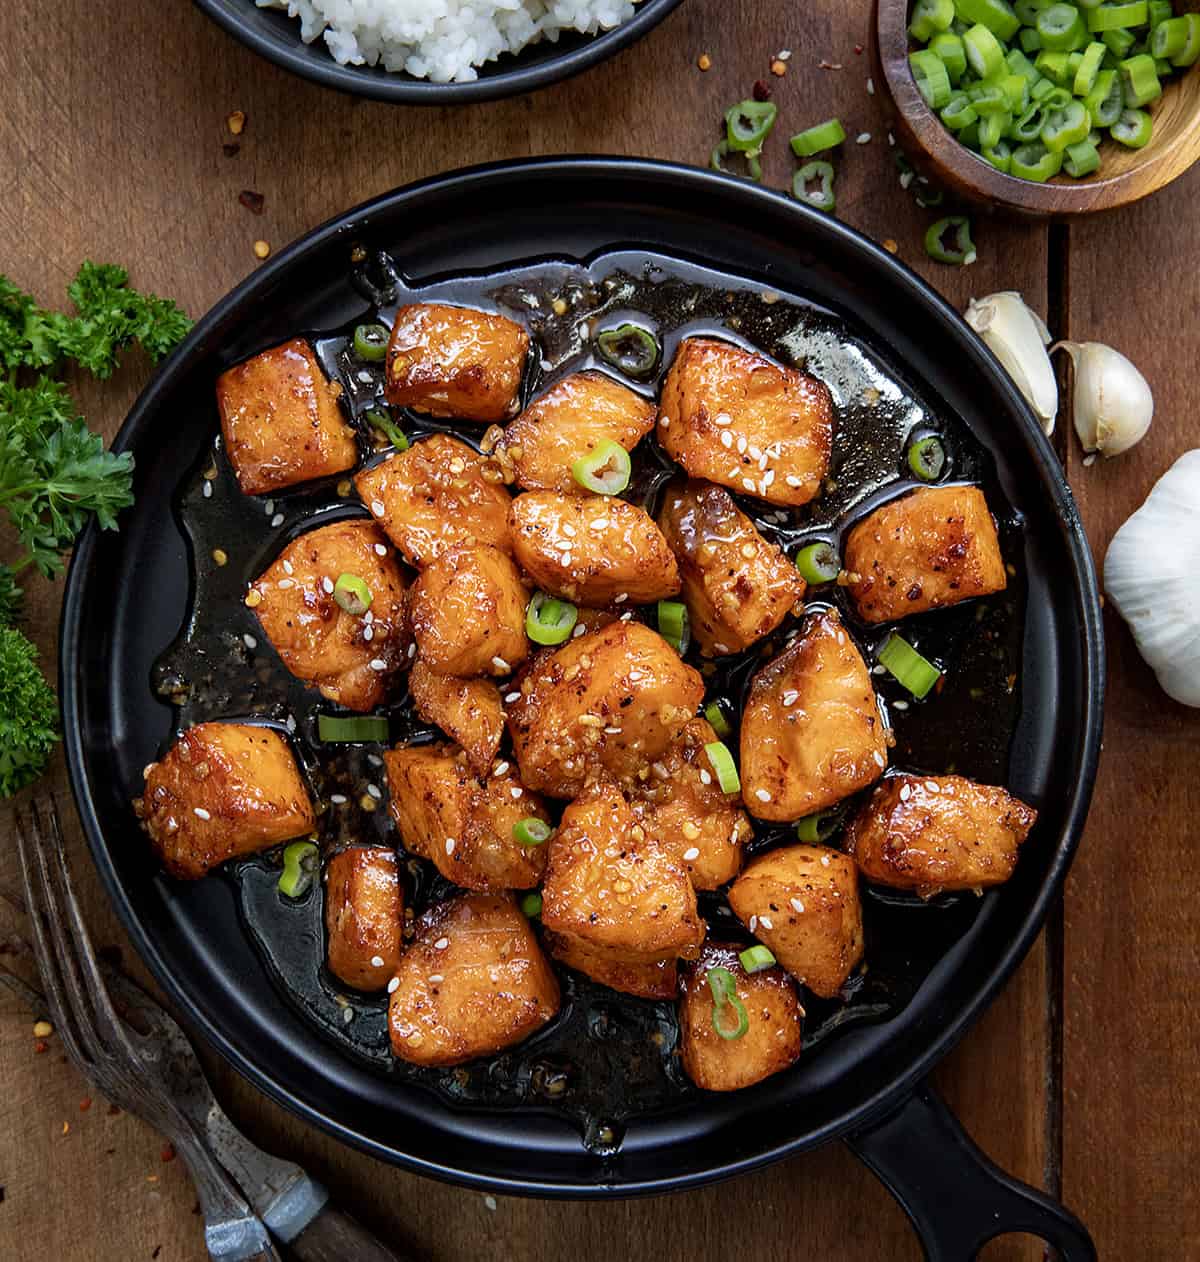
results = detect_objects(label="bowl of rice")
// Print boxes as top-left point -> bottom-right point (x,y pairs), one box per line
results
195,0 -> 684,102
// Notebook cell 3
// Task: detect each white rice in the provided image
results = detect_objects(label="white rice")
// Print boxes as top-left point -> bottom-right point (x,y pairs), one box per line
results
258,0 -> 639,83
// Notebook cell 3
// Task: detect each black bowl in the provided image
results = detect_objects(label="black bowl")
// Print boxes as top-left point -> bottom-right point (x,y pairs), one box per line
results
61,158 -> 1102,1201
193,0 -> 685,104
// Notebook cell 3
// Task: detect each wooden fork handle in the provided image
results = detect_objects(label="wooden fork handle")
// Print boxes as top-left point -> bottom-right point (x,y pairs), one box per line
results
283,1205 -> 412,1262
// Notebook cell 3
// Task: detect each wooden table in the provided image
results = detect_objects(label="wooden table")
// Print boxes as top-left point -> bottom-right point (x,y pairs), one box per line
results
1,2 -> 1196,1258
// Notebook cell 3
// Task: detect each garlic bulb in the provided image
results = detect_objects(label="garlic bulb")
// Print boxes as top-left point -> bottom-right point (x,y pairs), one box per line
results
964,291 -> 1057,435
1104,450 -> 1200,707
1055,340 -> 1153,458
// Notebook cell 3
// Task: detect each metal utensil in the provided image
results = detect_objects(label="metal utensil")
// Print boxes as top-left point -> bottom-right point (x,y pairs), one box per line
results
9,798 -> 405,1262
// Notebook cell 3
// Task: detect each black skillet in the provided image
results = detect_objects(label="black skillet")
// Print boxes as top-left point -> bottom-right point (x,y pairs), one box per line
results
60,158 -> 1103,1259
193,0 -> 685,104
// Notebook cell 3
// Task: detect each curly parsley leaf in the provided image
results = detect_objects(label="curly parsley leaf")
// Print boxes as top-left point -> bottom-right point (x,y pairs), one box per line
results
0,626 -> 59,797
0,568 -> 21,629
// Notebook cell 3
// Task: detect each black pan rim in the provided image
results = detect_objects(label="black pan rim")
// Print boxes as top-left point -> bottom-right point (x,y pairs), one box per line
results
192,0 -> 686,105
59,155 -> 1105,1197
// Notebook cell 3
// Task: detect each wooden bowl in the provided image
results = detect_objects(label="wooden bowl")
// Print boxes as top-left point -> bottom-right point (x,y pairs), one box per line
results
871,0 -> 1200,215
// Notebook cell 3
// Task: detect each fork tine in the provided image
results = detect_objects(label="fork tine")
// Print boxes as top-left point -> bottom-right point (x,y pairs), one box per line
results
16,802 -> 102,1080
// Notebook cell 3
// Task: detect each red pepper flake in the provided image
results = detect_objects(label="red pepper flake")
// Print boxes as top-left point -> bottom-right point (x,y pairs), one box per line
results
238,190 -> 265,215
108,1103 -> 121,1116
770,58 -> 788,76
752,79 -> 772,101
146,1175 -> 159,1184
79,1097 -> 92,1112
854,43 -> 864,54
883,238 -> 899,254
161,1143 -> 176,1163
61,1121 -> 70,1136
33,1040 -> 48,1055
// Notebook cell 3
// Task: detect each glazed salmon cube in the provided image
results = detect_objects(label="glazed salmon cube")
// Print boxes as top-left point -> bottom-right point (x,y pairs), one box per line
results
250,519 -> 408,711
385,303 -> 528,423
657,337 -> 833,507
324,846 -> 403,992
507,621 -> 704,798
137,723 -> 315,880
844,773 -> 1037,898
540,779 -> 704,965
678,941 -> 804,1091
500,370 -> 656,494
383,743 -> 548,891
844,485 -> 1007,623
658,479 -> 805,656
389,894 -> 560,1067
542,930 -> 679,1000
740,610 -> 887,821
355,434 -> 513,568
727,845 -> 864,999
509,491 -> 680,606
630,718 -> 751,890
409,543 -> 529,678
408,660 -> 504,776
216,338 -> 357,496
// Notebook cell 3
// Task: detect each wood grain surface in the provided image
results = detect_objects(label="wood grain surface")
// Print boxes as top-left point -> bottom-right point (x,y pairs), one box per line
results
0,1 -> 1191,1259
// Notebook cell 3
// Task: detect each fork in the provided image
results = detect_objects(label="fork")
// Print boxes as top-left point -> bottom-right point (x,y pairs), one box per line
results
14,798 -> 282,1262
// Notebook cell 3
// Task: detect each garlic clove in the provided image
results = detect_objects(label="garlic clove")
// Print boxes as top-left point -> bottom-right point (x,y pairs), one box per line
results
1055,340 -> 1153,458
964,291 -> 1058,436
1104,450 -> 1200,708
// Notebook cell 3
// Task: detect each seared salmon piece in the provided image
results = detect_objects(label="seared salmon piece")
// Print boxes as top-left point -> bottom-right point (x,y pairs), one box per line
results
407,660 -> 504,775
324,846 -> 403,992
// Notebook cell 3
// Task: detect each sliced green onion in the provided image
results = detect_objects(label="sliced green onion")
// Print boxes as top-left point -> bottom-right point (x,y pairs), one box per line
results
911,0 -> 957,40
924,216 -> 976,266
1101,25 -> 1137,55
519,892 -> 543,918
1118,53 -> 1162,105
878,634 -> 943,700
1019,25 -> 1044,48
1035,47 -> 1073,82
998,71 -> 1031,110
1084,68 -> 1123,126
738,945 -> 778,973
910,48 -> 955,106
1087,0 -> 1149,31
352,323 -> 389,362
278,841 -> 319,898
1146,0 -> 1172,25
726,99 -> 778,153
941,93 -> 979,130
982,139 -> 1014,173
1037,3 -> 1087,50
796,811 -> 841,843
595,323 -> 660,379
333,572 -> 373,615
931,31 -> 968,79
1073,39 -> 1107,92
365,408 -> 409,451
793,160 -> 837,212
1063,137 -> 1101,175
526,592 -> 578,646
1011,139 -> 1065,179
790,117 -> 847,156
704,700 -> 733,739
1012,103 -> 1047,141
317,714 -> 390,743
1111,106 -> 1153,146
571,439 -> 632,495
1015,0 -> 1053,23
1041,99 -> 1092,150
704,741 -> 741,795
657,600 -> 690,655
908,435 -> 947,480
963,24 -> 1007,78
1170,13 -> 1200,66
513,817 -> 552,848
711,139 -> 764,182
967,81 -> 1011,113
707,967 -> 750,1040
1005,46 -> 1041,81
795,541 -> 841,584
957,0 -> 1022,38
978,109 -> 1011,150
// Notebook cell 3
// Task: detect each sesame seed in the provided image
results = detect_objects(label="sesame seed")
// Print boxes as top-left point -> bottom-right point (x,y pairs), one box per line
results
660,416 -> 671,428
143,763 -> 155,778
202,481 -> 213,499
603,726 -> 622,735
371,955 -> 385,968
590,518 -> 610,530
715,412 -> 732,426
434,937 -> 449,950
330,794 -> 347,804
782,691 -> 798,706
887,131 -> 896,146
428,973 -> 444,984
492,656 -> 510,671
856,132 -> 872,144
270,513 -> 284,527
760,916 -> 774,930
790,897 -> 806,913
407,643 -> 416,658
243,634 -> 257,650
748,444 -> 762,461
749,914 -> 758,931
867,76 -> 875,94
561,553 -> 572,567
925,780 -> 941,793
367,784 -> 382,800
742,478 -> 757,492
387,977 -> 399,993
505,691 -> 521,703
374,543 -> 388,556
510,786 -> 523,799
900,783 -> 911,801
342,1007 -> 354,1024
369,658 -> 387,671
755,788 -> 771,802
363,626 -> 374,641
820,854 -> 831,866
762,469 -> 776,487
193,807 -> 211,820
493,760 -> 510,777
371,500 -> 386,516
785,474 -> 801,488
282,559 -> 294,575
367,754 -> 382,766
562,523 -> 577,537
720,431 -> 733,449
893,699 -> 909,711
699,769 -> 712,785
683,847 -> 701,861
445,838 -> 456,855
736,435 -> 747,455
614,593 -> 628,604
874,751 -> 885,767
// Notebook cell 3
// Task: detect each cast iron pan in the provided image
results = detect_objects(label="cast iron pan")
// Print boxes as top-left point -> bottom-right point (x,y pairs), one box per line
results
60,158 -> 1103,1259
193,0 -> 685,104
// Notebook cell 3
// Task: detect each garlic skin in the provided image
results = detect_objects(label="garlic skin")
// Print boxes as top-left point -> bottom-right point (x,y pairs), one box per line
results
1055,340 -> 1153,458
1104,450 -> 1200,708
964,292 -> 1057,435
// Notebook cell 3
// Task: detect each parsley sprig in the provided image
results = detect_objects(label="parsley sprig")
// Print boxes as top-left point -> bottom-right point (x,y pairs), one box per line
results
0,263 -> 191,795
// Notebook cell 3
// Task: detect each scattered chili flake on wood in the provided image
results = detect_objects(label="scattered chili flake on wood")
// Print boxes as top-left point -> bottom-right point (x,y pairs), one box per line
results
33,1019 -> 52,1038
161,1143 -> 176,1163
108,1104 -> 121,1116
770,59 -> 787,76
752,79 -> 771,101
146,1175 -> 159,1184
61,1121 -> 70,1136
883,239 -> 899,254
152,1247 -> 162,1260
79,1097 -> 92,1112
226,110 -> 246,135
33,1039 -> 47,1054
818,59 -> 844,70
697,52 -> 712,70
239,190 -> 266,215
854,43 -> 865,54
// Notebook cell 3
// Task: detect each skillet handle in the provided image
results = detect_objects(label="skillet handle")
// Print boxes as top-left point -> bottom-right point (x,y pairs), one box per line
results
846,1085 -> 1096,1262
282,1205 -> 412,1262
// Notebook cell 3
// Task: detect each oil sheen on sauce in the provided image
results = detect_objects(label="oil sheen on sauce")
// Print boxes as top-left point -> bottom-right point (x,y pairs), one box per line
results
153,249 -> 1026,1155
